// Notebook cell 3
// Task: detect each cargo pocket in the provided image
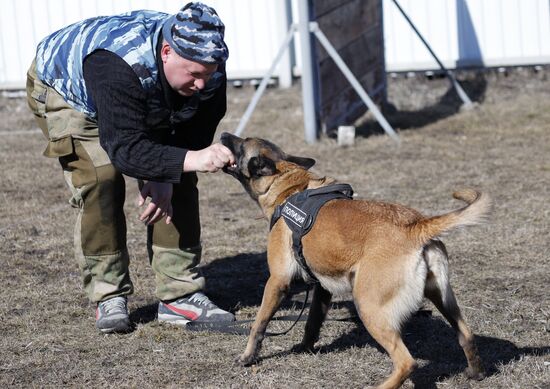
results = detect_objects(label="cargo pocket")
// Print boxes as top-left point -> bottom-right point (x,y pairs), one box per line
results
28,78 -> 49,139
45,88 -> 98,140
26,70 -> 75,158
43,135 -> 74,158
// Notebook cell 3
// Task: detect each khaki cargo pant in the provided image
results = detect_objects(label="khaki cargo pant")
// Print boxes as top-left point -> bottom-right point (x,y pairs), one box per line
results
26,61 -> 205,303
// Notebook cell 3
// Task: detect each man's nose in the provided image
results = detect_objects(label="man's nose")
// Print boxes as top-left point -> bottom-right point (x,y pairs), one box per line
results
194,78 -> 206,90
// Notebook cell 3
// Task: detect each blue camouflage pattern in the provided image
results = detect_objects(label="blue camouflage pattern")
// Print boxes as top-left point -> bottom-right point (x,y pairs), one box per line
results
162,2 -> 229,64
36,10 -> 167,117
35,8 -> 225,122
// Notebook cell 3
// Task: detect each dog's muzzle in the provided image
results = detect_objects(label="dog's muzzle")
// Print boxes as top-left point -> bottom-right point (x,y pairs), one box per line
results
222,163 -> 239,176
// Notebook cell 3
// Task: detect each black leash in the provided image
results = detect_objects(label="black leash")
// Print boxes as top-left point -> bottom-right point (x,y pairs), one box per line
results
186,288 -> 312,336
185,290 -> 433,336
184,287 -> 377,336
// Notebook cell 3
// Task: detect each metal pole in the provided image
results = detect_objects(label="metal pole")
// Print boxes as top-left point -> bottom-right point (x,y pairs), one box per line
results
277,0 -> 295,88
310,22 -> 400,143
234,24 -> 297,137
392,0 -> 473,107
298,0 -> 319,144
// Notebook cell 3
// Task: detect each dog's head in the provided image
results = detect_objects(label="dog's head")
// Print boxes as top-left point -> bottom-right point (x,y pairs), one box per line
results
220,132 -> 315,199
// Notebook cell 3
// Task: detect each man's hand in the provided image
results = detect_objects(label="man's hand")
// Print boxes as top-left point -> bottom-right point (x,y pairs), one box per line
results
138,181 -> 173,225
184,143 -> 235,172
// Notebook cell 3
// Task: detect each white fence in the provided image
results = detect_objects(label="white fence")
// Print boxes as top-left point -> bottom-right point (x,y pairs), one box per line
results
1,0 -> 550,89
0,0 -> 292,89
384,0 -> 550,72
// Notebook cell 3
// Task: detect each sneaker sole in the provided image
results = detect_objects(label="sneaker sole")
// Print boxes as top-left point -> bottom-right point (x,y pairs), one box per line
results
98,327 -> 132,334
158,313 -> 191,326
97,322 -> 132,334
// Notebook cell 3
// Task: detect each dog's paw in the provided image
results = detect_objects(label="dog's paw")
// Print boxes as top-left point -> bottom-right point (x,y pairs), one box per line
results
235,353 -> 258,367
464,366 -> 486,381
290,342 -> 315,354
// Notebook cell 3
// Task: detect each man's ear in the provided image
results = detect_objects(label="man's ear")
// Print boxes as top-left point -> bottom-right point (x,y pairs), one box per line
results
160,41 -> 171,62
248,156 -> 277,177
286,155 -> 316,170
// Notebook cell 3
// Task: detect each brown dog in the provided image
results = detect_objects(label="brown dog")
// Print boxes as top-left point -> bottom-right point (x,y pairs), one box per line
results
221,132 -> 488,389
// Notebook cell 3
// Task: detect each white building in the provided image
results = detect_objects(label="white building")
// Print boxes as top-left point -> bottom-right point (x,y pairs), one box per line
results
1,0 -> 550,89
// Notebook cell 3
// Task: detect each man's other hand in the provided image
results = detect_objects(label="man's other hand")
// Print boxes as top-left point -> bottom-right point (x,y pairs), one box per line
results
138,181 -> 173,225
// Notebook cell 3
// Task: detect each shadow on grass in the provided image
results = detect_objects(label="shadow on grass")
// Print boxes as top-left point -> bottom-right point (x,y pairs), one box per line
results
129,251 -> 303,325
130,303 -> 158,325
308,317 -> 550,388
195,251 -> 548,388
130,251 -> 549,387
352,73 -> 488,139
257,311 -> 549,388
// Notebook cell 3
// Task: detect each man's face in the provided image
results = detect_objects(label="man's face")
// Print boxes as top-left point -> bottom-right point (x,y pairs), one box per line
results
161,42 -> 218,97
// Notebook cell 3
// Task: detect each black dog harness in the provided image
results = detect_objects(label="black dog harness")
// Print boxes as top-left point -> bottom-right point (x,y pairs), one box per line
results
185,184 -> 365,336
270,183 -> 354,283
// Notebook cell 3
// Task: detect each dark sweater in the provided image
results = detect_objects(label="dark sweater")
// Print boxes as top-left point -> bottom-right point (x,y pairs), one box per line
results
82,47 -> 226,183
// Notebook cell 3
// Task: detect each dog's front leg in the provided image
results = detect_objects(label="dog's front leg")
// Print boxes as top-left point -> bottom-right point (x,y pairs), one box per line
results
295,284 -> 332,352
237,275 -> 290,366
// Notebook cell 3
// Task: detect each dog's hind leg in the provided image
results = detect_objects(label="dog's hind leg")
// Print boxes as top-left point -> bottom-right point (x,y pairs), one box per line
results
354,298 -> 417,389
295,284 -> 332,352
423,240 -> 485,380
353,264 -> 421,389
237,275 -> 290,366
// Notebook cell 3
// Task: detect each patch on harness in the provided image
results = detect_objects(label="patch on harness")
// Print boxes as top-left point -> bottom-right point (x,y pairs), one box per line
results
281,202 -> 307,228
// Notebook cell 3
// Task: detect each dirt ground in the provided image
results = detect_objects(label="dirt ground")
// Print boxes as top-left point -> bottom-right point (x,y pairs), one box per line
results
1,68 -> 549,388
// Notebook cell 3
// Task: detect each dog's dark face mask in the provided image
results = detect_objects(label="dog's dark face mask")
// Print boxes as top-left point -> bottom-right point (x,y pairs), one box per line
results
220,132 -> 315,198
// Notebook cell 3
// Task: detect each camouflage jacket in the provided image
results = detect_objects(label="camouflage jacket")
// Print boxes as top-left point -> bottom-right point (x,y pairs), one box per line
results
35,9 -> 225,126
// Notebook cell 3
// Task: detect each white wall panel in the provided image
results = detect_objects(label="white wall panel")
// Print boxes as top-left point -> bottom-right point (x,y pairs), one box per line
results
2,0 -> 550,88
0,0 -> 292,88
385,0 -> 550,71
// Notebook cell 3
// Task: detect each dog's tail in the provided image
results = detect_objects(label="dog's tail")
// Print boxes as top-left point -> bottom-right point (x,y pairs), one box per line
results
408,189 -> 490,245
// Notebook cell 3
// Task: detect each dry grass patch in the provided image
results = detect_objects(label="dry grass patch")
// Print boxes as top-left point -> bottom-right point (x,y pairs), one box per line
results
1,69 -> 549,388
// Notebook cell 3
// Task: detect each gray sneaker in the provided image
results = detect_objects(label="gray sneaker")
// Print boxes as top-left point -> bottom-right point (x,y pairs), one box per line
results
96,296 -> 131,333
158,292 -> 235,325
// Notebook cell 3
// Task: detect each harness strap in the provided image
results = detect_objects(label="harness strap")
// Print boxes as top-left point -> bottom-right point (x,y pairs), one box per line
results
269,183 -> 354,230
270,183 -> 354,284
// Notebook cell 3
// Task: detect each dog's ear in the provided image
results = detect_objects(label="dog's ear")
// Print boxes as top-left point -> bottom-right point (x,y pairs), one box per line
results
248,156 -> 277,177
286,155 -> 316,170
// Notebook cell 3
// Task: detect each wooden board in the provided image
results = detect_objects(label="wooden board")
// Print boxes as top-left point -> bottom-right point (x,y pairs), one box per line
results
312,0 -> 386,132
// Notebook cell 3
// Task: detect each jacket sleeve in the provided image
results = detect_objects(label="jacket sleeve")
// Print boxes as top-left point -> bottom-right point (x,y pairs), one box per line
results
83,49 -> 187,183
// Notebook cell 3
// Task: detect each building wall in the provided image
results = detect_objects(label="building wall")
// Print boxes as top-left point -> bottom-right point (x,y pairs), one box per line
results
1,0 -> 550,89
0,0 -> 292,88
384,0 -> 550,72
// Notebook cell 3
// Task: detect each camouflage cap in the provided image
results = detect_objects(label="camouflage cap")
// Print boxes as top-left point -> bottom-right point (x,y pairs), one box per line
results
162,2 -> 228,64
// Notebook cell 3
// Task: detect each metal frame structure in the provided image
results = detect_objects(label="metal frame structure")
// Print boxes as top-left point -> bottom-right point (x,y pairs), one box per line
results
234,0 -> 399,144
234,0 -> 481,144
392,0 -> 473,107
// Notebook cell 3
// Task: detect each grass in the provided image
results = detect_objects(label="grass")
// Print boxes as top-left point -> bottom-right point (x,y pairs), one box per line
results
1,68 -> 549,388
